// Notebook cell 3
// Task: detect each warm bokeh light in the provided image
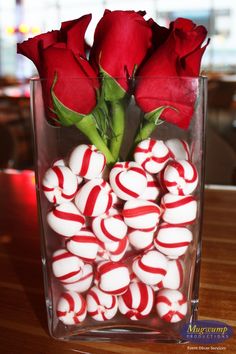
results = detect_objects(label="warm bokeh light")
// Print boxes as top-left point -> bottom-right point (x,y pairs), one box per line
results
31,26 -> 41,35
18,23 -> 30,34
6,26 -> 15,35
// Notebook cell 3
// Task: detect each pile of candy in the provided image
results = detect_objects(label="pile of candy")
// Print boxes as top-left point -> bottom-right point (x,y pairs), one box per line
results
42,138 -> 198,325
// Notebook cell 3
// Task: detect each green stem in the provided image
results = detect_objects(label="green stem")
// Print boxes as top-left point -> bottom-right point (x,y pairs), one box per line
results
75,115 -> 115,165
109,100 -> 126,161
134,121 -> 156,145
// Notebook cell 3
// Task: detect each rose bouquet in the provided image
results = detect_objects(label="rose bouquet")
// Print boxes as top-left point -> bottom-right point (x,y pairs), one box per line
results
18,10 -> 209,341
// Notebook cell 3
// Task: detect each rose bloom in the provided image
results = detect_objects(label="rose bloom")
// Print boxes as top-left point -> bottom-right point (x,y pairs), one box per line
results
90,9 -> 153,96
17,14 -> 99,124
135,18 -> 209,129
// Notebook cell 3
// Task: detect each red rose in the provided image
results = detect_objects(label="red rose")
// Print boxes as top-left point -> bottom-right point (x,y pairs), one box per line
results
90,10 -> 152,96
42,46 -> 98,118
135,18 -> 209,129
17,14 -> 98,124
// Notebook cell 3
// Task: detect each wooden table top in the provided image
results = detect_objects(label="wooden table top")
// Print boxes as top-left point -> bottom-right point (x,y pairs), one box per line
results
0,170 -> 235,354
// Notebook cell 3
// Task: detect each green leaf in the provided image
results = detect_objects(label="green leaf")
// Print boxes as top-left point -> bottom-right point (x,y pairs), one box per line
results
99,66 -> 127,101
51,74 -> 85,127
145,105 -> 178,125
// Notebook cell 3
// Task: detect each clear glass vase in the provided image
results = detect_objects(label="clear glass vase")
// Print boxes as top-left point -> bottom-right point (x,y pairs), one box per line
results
31,76 -> 207,342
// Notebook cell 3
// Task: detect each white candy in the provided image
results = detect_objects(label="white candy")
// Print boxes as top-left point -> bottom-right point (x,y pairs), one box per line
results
165,139 -> 190,161
69,144 -> 106,180
52,249 -> 84,284
154,223 -> 193,258
128,228 -> 154,251
96,261 -> 130,295
118,282 -> 154,320
138,172 -> 161,201
134,138 -> 170,174
64,264 -> 93,293
123,199 -> 161,231
153,259 -> 185,290
161,193 -> 197,225
156,289 -> 187,323
56,291 -> 87,325
75,178 -> 114,217
52,158 -> 66,167
163,160 -> 198,195
109,161 -> 147,200
97,236 -> 129,262
87,286 -> 118,321
42,165 -> 78,204
92,208 -> 128,243
132,250 -> 168,285
47,202 -> 85,237
66,228 -> 99,262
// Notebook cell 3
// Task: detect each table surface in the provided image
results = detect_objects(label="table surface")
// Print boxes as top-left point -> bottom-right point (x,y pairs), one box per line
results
0,171 -> 235,354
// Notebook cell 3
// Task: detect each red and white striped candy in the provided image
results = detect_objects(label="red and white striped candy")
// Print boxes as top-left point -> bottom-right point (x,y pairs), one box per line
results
52,159 -> 84,185
156,289 -> 187,323
95,261 -> 130,295
75,178 -> 114,217
42,166 -> 78,204
134,139 -> 170,174
109,161 -> 147,201
52,249 -> 84,284
163,160 -> 198,196
69,144 -> 106,180
92,208 -> 128,243
56,291 -> 87,325
165,139 -> 190,161
118,282 -> 154,320
47,202 -> 85,237
154,223 -> 193,258
97,236 -> 129,262
128,228 -> 155,251
66,228 -> 99,262
64,264 -> 93,293
122,199 -> 161,231
138,172 -> 161,201
132,250 -> 168,285
161,193 -> 197,225
52,158 -> 66,167
86,286 -> 118,321
154,259 -> 185,290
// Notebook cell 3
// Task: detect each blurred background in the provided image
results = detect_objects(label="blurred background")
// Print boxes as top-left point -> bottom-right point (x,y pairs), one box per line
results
0,0 -> 236,185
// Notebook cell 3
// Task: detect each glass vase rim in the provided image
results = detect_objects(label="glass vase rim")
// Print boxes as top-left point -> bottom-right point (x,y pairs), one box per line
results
30,75 -> 207,82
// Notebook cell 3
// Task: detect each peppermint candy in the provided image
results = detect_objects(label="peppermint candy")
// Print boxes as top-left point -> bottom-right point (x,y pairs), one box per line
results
69,144 -> 106,180
123,199 -> 161,231
118,282 -> 154,320
92,208 -> 128,243
132,250 -> 168,285
47,202 -> 85,237
156,289 -> 187,323
163,160 -> 198,195
109,161 -> 147,200
66,228 -> 99,262
56,291 -> 87,325
75,178 -> 114,217
161,193 -> 197,226
134,138 -> 170,173
154,223 -> 193,258
87,286 -> 118,321
52,249 -> 84,284
42,165 -> 78,204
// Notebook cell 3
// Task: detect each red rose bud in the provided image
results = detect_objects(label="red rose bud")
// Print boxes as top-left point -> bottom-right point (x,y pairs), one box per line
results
135,18 -> 209,129
42,46 -> 99,122
17,14 -> 98,124
90,9 -> 152,100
